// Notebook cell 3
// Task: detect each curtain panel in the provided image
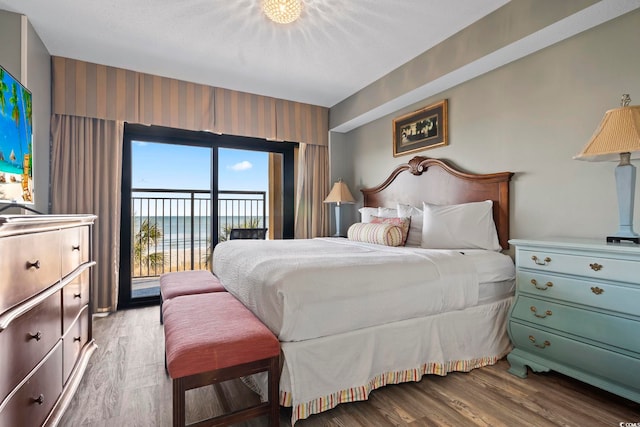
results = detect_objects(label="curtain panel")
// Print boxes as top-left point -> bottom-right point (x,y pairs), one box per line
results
50,114 -> 124,313
295,143 -> 329,238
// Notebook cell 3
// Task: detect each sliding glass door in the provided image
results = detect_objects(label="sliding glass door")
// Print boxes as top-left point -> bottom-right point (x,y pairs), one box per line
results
118,124 -> 295,309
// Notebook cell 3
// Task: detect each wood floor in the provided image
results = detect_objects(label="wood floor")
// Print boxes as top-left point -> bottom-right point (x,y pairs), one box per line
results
60,306 -> 639,426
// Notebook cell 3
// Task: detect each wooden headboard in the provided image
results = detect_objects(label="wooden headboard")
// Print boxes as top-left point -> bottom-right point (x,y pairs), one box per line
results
361,156 -> 514,249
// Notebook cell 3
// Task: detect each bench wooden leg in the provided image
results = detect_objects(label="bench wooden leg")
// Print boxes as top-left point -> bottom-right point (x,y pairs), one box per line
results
268,356 -> 280,426
173,377 -> 186,427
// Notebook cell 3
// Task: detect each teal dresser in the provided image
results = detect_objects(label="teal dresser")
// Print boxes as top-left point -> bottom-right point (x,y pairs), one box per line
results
507,238 -> 640,403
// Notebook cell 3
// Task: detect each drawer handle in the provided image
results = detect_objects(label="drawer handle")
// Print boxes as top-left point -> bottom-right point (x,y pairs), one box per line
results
72,245 -> 81,251
528,335 -> 551,349
74,293 -> 82,299
26,260 -> 41,269
29,331 -> 43,341
73,336 -> 82,342
530,306 -> 552,318
591,286 -> 604,295
531,255 -> 551,266
33,394 -> 45,405
589,263 -> 603,271
530,279 -> 553,290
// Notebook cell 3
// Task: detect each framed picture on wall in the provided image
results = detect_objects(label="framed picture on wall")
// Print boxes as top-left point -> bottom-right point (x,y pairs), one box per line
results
393,99 -> 448,157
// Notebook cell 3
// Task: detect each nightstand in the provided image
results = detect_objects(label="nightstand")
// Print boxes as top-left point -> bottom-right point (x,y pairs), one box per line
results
507,238 -> 640,404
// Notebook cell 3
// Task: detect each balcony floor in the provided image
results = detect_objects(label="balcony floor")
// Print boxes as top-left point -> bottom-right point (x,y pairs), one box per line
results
132,277 -> 160,298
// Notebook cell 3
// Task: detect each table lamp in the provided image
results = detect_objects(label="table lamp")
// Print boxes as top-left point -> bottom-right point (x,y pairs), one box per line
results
323,179 -> 355,237
574,94 -> 640,244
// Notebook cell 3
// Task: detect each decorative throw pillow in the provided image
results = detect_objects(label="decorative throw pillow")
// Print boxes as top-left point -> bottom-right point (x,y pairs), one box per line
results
377,207 -> 398,218
370,216 -> 411,246
397,204 -> 423,247
358,207 -> 379,223
420,200 -> 501,251
347,222 -> 404,247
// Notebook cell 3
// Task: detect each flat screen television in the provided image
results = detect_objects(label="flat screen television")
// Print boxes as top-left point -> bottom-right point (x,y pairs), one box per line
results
0,64 -> 33,205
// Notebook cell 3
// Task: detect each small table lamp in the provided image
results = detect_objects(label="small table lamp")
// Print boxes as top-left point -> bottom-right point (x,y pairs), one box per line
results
574,94 -> 640,244
323,179 -> 355,237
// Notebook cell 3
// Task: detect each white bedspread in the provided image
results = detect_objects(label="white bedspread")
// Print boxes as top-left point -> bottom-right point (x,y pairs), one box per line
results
213,238 -> 485,342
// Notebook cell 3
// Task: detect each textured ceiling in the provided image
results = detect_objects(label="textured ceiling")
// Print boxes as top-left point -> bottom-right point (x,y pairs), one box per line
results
0,0 -> 509,107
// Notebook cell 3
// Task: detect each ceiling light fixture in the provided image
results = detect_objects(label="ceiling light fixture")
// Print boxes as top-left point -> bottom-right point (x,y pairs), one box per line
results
263,0 -> 302,24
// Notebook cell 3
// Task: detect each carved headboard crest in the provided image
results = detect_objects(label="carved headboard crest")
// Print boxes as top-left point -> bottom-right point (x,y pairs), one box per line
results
408,156 -> 428,175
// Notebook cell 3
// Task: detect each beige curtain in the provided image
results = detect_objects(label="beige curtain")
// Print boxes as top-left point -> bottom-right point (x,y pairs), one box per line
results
295,143 -> 329,238
50,114 -> 124,313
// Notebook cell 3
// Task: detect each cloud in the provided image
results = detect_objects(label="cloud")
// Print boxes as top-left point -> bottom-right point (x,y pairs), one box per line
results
229,161 -> 253,171
132,140 -> 148,146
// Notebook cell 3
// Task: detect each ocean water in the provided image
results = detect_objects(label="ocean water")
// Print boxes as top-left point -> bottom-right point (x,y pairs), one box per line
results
133,215 -> 266,250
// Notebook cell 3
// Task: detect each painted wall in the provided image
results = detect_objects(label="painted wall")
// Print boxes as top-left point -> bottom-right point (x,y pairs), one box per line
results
0,11 -> 51,214
331,9 -> 640,243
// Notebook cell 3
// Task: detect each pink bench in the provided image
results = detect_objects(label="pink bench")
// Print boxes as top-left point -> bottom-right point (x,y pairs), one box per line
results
163,292 -> 280,426
159,270 -> 226,324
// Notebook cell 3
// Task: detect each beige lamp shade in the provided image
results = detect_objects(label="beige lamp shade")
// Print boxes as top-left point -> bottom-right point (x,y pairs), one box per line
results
324,180 -> 355,204
574,105 -> 640,162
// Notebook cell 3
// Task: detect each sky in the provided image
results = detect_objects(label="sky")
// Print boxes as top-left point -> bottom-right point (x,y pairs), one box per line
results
131,141 -> 268,192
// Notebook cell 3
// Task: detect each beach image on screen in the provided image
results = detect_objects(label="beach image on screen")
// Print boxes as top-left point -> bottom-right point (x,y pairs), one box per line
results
0,66 -> 33,204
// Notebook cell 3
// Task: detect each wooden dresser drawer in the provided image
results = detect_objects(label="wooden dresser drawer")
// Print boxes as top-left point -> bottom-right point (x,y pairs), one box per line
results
60,226 -> 89,278
62,305 -> 89,384
62,270 -> 90,334
511,295 -> 640,354
0,291 -> 62,403
509,322 -> 640,392
519,249 -> 639,284
0,231 -> 61,313
516,270 -> 639,316
0,342 -> 63,427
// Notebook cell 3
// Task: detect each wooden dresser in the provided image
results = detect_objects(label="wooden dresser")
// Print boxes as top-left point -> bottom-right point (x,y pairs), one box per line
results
507,238 -> 640,404
0,214 -> 97,426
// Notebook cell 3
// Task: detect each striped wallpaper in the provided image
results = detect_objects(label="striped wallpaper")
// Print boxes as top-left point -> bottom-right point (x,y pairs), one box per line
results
51,56 -> 328,146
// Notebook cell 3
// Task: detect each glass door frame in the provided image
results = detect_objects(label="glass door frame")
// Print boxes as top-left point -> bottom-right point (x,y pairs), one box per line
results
119,123 -> 296,309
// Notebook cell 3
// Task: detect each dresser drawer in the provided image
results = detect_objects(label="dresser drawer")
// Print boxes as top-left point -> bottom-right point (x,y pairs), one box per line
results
60,226 -> 90,278
516,270 -> 639,316
0,291 -> 62,403
518,249 -> 639,284
62,305 -> 89,384
0,342 -> 63,427
509,322 -> 640,391
0,231 -> 61,313
62,270 -> 90,334
511,295 -> 640,355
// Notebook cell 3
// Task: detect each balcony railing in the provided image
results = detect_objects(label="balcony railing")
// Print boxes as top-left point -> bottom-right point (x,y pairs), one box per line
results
131,188 -> 266,279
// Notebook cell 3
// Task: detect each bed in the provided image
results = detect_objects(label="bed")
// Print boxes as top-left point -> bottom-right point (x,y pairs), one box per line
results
212,156 -> 515,424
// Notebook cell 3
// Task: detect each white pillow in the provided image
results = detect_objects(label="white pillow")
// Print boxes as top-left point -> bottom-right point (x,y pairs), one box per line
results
358,207 -> 378,223
421,200 -> 501,251
397,204 -> 423,247
377,207 -> 398,218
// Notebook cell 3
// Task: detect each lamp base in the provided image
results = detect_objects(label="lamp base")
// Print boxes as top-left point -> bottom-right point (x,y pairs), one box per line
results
607,235 -> 640,244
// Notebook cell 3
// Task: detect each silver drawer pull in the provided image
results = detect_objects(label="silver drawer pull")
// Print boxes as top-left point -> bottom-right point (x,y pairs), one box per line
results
589,263 -> 603,271
591,286 -> 604,295
33,394 -> 44,405
72,245 -> 81,251
530,306 -> 552,318
531,255 -> 551,266
26,260 -> 41,269
528,335 -> 551,349
29,331 -> 42,341
530,279 -> 553,290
